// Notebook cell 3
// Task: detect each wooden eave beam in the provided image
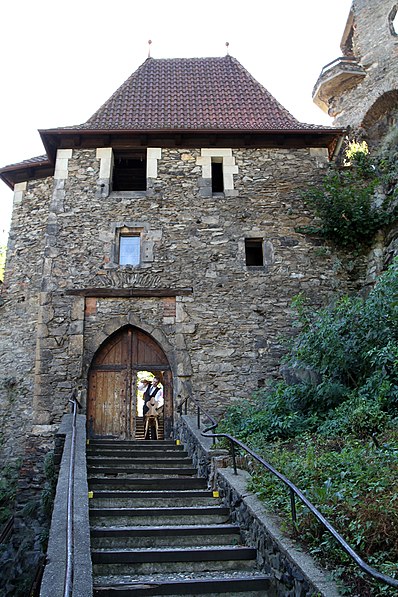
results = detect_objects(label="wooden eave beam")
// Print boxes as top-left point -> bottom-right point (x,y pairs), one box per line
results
0,165 -> 54,189
65,287 -> 193,298
50,131 -> 343,151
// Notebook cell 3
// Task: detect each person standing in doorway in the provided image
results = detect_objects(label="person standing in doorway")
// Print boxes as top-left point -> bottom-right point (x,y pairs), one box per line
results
143,376 -> 163,415
143,375 -> 163,439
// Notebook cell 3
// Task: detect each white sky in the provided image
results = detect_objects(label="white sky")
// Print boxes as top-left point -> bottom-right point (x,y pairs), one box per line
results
0,0 -> 353,245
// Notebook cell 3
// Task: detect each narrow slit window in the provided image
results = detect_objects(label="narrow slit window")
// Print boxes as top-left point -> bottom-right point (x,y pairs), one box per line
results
211,160 -> 224,193
119,235 -> 140,266
245,239 -> 264,266
113,151 -> 147,191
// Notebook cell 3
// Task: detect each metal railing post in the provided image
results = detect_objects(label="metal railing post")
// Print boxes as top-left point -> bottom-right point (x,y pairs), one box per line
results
290,487 -> 297,534
230,440 -> 237,475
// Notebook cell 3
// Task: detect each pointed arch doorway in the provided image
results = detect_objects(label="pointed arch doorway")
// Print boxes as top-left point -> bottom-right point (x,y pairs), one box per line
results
87,325 -> 173,439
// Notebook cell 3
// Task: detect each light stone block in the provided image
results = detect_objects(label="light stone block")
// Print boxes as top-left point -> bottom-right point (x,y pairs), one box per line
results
147,148 -> 162,178
224,173 -> 235,190
96,147 -> 113,179
54,149 -> 73,180
13,182 -> 27,205
201,148 -> 232,157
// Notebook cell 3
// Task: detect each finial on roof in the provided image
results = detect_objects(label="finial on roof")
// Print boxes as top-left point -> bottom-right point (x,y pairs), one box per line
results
225,41 -> 230,55
148,40 -> 152,58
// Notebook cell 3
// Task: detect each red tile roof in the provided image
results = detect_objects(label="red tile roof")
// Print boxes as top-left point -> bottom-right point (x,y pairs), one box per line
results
70,56 -> 328,132
1,55 -> 342,188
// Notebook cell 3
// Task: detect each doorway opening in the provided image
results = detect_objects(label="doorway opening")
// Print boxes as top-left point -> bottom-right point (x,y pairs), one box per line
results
87,325 -> 172,439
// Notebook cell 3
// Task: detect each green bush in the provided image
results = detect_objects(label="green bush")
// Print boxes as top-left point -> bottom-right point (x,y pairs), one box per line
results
289,258 -> 398,413
299,144 -> 397,249
218,259 -> 398,595
0,462 -> 20,525
244,433 -> 398,596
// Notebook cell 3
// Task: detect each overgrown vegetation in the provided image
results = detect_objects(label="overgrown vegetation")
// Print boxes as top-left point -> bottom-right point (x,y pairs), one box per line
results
219,258 -> 398,596
297,137 -> 398,249
0,462 -> 20,527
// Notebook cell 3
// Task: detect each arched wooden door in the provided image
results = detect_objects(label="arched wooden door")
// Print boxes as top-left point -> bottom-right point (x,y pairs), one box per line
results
87,326 -> 173,439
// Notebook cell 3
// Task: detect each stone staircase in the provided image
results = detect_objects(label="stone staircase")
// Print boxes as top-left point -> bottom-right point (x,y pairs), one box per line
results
87,438 -> 272,596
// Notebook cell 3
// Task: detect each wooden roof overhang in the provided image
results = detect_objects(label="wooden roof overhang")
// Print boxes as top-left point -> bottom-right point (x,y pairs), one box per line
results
0,157 -> 54,189
0,127 -> 344,189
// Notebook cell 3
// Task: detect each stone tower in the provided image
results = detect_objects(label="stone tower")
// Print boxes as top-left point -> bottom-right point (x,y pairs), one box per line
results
313,0 -> 398,146
0,55 -> 347,462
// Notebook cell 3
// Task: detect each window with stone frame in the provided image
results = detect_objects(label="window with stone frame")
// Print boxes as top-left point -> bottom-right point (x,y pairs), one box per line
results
112,150 -> 147,191
211,159 -> 224,193
245,238 -> 264,266
117,228 -> 142,266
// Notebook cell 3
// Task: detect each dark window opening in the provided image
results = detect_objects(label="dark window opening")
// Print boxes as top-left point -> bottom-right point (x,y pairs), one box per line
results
211,160 -> 224,193
113,151 -> 147,191
245,239 -> 264,266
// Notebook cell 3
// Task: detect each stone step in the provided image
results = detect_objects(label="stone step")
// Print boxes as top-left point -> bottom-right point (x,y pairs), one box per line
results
90,524 -> 241,548
87,466 -> 197,477
93,570 -> 272,596
90,489 -> 218,508
88,477 -> 207,491
89,506 -> 231,526
92,546 -> 258,575
88,440 -> 180,448
89,439 -> 267,596
87,457 -> 193,466
87,450 -> 189,459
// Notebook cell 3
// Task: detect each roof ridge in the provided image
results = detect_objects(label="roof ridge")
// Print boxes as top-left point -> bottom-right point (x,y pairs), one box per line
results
69,54 -> 328,133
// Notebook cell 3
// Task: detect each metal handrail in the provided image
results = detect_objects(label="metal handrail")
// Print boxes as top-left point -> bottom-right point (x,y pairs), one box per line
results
177,395 -> 398,589
63,393 -> 81,597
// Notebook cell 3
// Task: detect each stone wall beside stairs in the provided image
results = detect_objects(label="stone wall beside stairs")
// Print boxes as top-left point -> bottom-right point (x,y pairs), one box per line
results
175,414 -> 341,597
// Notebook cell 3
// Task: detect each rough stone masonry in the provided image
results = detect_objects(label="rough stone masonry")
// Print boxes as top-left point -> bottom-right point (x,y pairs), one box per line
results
0,145 -> 360,461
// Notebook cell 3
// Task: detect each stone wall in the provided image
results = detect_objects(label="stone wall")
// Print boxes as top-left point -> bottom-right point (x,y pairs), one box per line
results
0,430 -> 55,596
1,145 -> 359,460
0,177 -> 52,461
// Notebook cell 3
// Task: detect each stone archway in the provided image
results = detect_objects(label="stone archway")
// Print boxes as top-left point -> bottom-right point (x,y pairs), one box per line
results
87,325 -> 173,439
361,90 -> 398,148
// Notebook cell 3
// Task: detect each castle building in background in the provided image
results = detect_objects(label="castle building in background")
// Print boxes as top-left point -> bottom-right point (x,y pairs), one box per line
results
1,2 -> 397,592
313,0 -> 398,147
0,55 -> 346,460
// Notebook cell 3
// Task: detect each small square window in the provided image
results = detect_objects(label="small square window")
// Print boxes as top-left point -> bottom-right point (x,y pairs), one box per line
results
211,160 -> 224,193
119,235 -> 140,266
245,239 -> 264,266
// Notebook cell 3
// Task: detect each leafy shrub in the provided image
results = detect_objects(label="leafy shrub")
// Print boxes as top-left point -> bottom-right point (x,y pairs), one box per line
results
218,259 -> 398,595
288,258 -> 398,413
299,143 -> 397,249
0,462 -> 20,525
318,395 -> 390,438
245,433 -> 398,596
